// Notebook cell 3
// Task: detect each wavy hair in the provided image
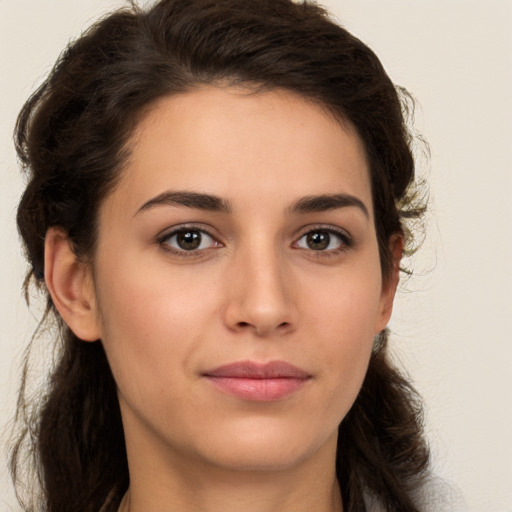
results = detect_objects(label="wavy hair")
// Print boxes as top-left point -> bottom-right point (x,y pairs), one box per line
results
11,1 -> 429,511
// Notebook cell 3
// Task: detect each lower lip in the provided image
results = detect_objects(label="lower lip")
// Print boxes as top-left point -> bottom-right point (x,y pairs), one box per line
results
206,377 -> 309,401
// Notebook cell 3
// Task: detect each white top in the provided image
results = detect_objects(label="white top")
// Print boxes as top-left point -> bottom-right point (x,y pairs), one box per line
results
364,476 -> 468,511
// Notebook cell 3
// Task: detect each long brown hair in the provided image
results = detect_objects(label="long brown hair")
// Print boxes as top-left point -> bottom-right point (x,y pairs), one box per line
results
11,1 -> 429,511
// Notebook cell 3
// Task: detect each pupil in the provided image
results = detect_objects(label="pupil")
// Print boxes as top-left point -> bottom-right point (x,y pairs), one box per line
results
307,231 -> 329,250
177,230 -> 201,250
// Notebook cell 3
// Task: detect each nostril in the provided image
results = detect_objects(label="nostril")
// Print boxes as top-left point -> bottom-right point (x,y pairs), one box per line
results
235,320 -> 290,333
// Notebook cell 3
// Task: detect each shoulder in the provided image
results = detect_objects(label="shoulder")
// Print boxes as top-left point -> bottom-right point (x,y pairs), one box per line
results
363,475 -> 468,512
415,475 -> 468,512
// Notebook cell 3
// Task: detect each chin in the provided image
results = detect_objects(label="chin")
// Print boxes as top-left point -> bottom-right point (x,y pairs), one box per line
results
204,445 -> 314,473
190,419 -> 337,473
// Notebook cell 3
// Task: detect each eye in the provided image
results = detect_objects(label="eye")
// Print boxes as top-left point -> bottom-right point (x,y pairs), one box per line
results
295,228 -> 350,252
160,228 -> 219,253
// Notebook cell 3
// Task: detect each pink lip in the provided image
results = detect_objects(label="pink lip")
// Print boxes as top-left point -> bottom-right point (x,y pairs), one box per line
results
203,361 -> 311,402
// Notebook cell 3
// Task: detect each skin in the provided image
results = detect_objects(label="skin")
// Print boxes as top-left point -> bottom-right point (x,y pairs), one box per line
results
45,86 -> 401,512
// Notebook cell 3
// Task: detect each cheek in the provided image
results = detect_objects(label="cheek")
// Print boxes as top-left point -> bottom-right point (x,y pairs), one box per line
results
301,265 -> 382,411
303,257 -> 383,343
92,255 -> 218,403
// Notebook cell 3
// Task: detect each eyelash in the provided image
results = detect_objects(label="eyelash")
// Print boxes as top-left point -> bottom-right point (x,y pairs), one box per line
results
157,224 -> 353,258
157,224 -> 221,258
293,226 -> 353,258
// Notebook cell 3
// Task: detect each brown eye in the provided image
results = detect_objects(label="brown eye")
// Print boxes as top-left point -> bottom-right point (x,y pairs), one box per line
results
306,231 -> 330,250
176,230 -> 202,250
161,228 -> 217,252
296,229 -> 349,252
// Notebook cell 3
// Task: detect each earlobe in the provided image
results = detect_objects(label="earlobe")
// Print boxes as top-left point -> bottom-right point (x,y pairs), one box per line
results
44,227 -> 101,342
375,233 -> 404,334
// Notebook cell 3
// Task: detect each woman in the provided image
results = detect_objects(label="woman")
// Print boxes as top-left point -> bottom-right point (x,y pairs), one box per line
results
11,0 -> 430,510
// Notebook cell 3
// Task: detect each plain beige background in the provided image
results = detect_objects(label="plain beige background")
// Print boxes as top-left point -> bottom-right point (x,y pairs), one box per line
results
1,1 -> 511,510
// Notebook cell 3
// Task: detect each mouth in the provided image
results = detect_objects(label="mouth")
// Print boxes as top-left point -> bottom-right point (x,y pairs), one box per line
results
202,360 -> 311,402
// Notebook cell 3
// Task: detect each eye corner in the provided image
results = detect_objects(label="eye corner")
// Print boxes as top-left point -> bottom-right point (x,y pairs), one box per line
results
157,224 -> 223,257
292,226 -> 353,255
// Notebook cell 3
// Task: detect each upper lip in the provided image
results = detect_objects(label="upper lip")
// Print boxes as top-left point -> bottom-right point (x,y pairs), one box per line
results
203,360 -> 311,379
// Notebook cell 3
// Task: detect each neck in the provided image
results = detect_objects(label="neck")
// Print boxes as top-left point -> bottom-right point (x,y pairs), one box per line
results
120,424 -> 343,512
120,473 -> 342,512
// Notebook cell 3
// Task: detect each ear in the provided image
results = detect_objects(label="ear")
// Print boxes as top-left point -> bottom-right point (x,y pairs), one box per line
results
375,233 -> 404,334
44,227 -> 101,342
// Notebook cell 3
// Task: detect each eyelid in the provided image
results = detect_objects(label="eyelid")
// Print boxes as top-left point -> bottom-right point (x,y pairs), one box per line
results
157,223 -> 223,255
292,225 -> 353,252
155,222 -> 353,257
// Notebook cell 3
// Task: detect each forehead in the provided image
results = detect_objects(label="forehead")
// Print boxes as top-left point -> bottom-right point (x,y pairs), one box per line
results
109,86 -> 373,217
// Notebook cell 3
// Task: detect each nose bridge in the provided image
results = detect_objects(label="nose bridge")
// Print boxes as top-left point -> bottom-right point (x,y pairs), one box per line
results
224,234 -> 295,336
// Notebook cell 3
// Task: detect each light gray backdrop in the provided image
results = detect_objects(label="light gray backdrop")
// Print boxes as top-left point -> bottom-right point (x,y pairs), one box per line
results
1,1 -> 511,510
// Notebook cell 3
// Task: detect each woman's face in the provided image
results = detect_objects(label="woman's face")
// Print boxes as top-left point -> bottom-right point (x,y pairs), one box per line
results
86,86 -> 397,474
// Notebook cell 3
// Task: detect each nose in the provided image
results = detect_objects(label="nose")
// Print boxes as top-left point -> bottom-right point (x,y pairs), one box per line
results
223,245 -> 297,337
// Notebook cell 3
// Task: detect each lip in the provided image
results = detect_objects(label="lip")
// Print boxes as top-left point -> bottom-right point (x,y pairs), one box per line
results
202,360 -> 311,401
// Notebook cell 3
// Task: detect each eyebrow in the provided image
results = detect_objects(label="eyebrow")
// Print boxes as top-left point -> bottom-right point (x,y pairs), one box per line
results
136,190 -> 369,218
289,194 -> 369,218
136,191 -> 232,215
